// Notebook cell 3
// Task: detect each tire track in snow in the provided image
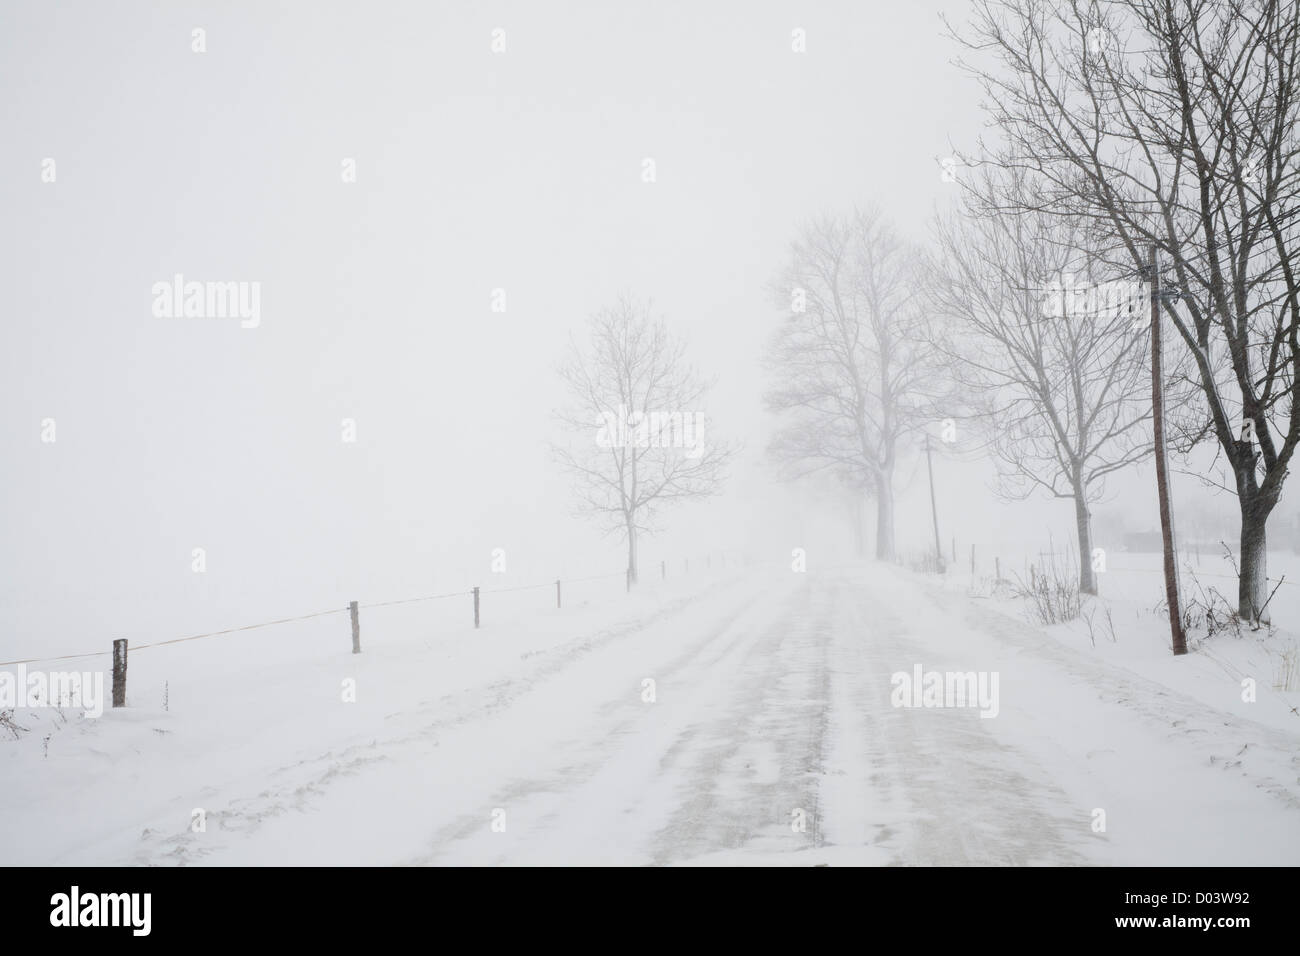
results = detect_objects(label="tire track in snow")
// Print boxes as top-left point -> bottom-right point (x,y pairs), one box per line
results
645,577 -> 833,863
405,572 -> 812,865
845,570 -> 1090,865
130,575 -> 769,865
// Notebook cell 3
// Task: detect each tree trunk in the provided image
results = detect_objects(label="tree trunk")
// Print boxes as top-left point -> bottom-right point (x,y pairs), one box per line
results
874,479 -> 895,561
853,496 -> 866,558
1239,498 -> 1270,622
626,519 -> 639,587
1233,436 -> 1278,622
1073,488 -> 1097,596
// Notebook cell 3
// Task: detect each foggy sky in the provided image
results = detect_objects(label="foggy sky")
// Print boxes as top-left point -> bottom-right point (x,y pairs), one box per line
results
1,1 -> 1231,660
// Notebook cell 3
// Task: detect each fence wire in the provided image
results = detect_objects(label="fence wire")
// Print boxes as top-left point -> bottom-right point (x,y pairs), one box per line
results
0,565 -> 679,667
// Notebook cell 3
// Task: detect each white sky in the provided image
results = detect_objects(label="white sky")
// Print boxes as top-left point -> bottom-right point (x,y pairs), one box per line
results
1,0 -> 1254,659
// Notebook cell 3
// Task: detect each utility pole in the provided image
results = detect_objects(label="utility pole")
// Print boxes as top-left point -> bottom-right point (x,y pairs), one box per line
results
1149,246 -> 1187,655
925,434 -> 944,571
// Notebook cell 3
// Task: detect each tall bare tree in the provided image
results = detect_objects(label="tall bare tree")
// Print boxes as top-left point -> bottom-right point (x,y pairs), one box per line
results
951,0 -> 1300,619
765,207 -> 940,560
554,296 -> 732,585
929,172 -> 1153,594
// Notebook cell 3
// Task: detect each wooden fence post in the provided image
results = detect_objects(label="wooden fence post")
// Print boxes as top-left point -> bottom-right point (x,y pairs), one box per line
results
661,560 -> 665,580
556,579 -> 561,609
995,556 -> 1001,582
970,544 -> 975,576
473,587 -> 480,628
112,638 -> 127,708
350,600 -> 361,654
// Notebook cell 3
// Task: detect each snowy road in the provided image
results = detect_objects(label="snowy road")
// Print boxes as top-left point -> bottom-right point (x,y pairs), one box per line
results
84,563 -> 1296,866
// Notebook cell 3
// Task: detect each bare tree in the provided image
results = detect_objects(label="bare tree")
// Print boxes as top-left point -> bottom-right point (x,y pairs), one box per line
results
765,207 -> 940,561
951,0 -> 1300,620
554,296 -> 732,586
929,171 -> 1153,594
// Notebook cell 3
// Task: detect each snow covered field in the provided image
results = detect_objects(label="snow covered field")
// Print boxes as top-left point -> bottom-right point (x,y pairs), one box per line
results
4,560 -> 1297,866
